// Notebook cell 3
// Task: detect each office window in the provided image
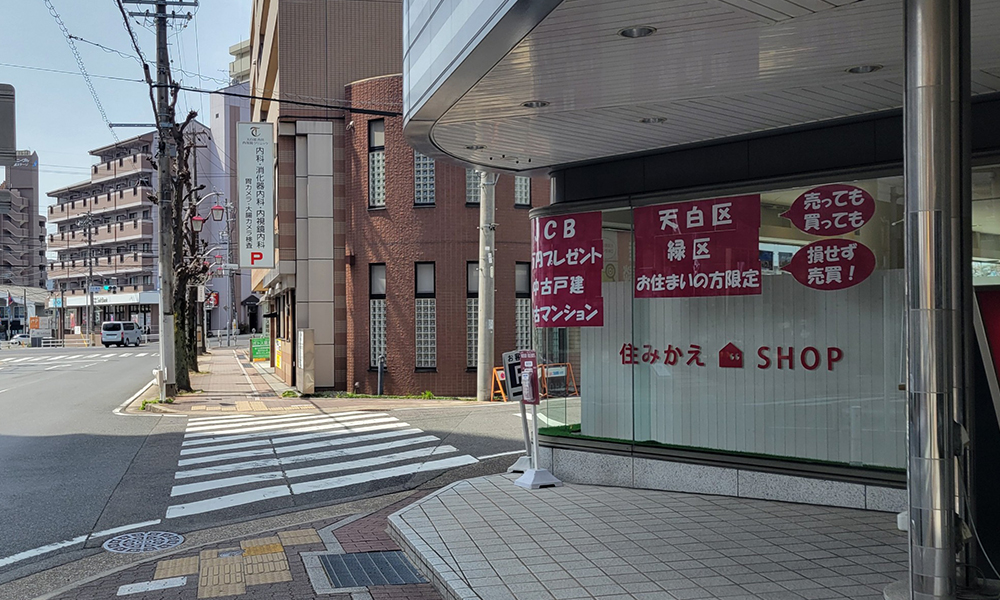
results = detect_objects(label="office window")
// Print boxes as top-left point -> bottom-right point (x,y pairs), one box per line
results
415,262 -> 436,368
370,263 -> 387,367
514,176 -> 531,206
368,119 -> 386,208
414,151 -> 435,205
466,169 -> 480,204
515,262 -> 532,351
467,261 -> 479,368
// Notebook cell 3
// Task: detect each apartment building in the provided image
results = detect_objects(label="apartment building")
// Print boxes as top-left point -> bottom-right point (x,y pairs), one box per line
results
0,151 -> 46,288
248,0 -> 546,394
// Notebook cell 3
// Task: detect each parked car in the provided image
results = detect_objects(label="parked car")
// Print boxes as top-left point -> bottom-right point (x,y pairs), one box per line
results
101,321 -> 142,347
10,334 -> 30,346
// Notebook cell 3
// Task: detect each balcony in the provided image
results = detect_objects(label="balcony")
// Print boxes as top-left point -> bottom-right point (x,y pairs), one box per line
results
91,154 -> 153,183
49,219 -> 154,250
48,253 -> 155,279
49,186 -> 153,223
59,283 -> 156,296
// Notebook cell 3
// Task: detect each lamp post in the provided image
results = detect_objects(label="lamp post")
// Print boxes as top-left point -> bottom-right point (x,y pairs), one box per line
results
209,199 -> 236,348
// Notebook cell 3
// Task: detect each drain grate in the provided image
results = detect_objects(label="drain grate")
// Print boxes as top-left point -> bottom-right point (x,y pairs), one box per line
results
319,551 -> 426,588
102,531 -> 185,554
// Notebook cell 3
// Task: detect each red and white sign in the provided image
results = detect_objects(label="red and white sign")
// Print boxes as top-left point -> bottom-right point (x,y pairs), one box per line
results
237,122 -> 275,269
783,238 -> 876,291
531,212 -> 604,327
519,350 -> 540,405
781,184 -> 875,236
633,195 -> 761,298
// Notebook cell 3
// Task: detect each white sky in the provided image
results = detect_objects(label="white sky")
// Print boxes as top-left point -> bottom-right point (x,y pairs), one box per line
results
1,0 -> 253,209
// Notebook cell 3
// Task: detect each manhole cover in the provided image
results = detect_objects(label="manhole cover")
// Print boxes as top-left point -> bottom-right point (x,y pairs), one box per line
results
102,531 -> 185,554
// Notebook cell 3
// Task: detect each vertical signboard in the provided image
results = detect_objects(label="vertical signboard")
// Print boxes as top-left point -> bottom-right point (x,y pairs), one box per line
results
633,195 -> 761,298
237,122 -> 274,269
531,212 -> 604,327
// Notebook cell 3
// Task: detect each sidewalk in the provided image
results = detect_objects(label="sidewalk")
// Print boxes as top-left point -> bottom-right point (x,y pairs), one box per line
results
130,349 -> 494,415
389,474 -> 908,600
44,492 -> 443,600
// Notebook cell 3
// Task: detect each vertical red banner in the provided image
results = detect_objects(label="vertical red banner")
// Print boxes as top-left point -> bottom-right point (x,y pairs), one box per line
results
633,195 -> 761,298
531,212 -> 604,327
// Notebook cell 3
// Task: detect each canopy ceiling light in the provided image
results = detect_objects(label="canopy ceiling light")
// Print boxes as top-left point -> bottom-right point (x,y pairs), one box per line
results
846,64 -> 883,74
521,100 -> 550,109
618,25 -> 656,39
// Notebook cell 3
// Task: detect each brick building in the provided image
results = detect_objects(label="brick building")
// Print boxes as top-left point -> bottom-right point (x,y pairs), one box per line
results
0,151 -> 46,288
249,0 -> 546,394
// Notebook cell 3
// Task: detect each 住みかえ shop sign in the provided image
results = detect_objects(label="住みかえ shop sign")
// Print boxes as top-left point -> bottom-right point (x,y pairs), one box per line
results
237,122 -> 275,269
633,195 -> 762,298
531,212 -> 603,327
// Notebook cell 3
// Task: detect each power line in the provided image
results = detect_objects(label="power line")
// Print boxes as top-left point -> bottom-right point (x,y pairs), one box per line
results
0,61 -> 143,83
42,0 -> 120,142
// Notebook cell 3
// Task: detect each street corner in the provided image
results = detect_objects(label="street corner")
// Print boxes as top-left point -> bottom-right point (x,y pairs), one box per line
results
52,502 -> 442,600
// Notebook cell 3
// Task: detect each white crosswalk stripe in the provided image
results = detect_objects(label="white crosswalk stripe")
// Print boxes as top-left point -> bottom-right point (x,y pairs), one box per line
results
0,352 -> 159,366
164,411 -> 478,519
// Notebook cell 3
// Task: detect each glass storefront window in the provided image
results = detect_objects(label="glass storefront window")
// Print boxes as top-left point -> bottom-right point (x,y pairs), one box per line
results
537,169 -> 993,470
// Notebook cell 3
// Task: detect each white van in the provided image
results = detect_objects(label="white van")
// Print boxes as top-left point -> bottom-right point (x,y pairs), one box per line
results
101,321 -> 142,347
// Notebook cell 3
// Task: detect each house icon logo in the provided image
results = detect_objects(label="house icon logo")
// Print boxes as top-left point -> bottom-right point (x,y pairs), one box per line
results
719,342 -> 743,368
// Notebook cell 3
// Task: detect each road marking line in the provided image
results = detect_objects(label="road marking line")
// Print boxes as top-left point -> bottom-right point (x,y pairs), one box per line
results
170,471 -> 286,497
183,415 -> 346,437
184,413 -> 326,432
79,362 -> 99,369
182,421 -> 408,452
516,412 -> 565,426
290,455 -> 478,495
120,353 -> 133,357
45,364 -> 64,371
0,535 -> 87,568
179,438 -> 272,456
179,417 -> 401,447
135,352 -> 148,357
477,449 -> 526,460
273,428 -> 421,455
177,447 -> 276,467
283,445 -> 459,480
186,410 -> 365,425
165,485 -> 291,519
88,519 -> 162,540
174,435 -> 439,479
45,356 -> 62,361
118,577 -> 188,595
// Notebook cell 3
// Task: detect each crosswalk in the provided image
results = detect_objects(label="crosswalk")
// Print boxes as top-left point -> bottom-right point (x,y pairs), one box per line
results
1,352 -> 159,365
164,411 -> 479,519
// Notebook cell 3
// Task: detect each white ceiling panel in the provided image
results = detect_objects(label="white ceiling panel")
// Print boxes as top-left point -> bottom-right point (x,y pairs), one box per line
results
420,0 -> 1000,170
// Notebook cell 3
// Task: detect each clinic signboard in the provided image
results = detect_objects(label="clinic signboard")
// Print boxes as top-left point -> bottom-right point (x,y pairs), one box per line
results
237,122 -> 274,269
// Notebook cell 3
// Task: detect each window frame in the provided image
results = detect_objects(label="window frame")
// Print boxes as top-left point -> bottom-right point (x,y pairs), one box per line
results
413,151 -> 435,206
515,262 -> 531,298
415,262 -> 435,299
466,168 -> 480,206
369,263 -> 387,299
514,175 -> 532,207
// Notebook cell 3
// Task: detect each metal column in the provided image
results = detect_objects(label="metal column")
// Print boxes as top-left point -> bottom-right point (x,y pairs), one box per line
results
904,0 -> 970,598
476,172 -> 498,402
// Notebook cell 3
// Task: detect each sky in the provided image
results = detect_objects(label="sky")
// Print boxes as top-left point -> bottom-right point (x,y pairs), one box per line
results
0,0 -> 253,210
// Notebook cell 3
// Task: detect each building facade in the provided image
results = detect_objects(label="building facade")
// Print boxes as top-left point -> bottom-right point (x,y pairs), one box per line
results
0,151 -> 46,288
403,0 -> 1000,586
249,0 -> 545,394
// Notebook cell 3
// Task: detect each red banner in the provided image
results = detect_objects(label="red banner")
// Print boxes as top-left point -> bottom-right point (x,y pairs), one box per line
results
633,195 -> 761,298
782,238 -> 876,291
531,212 -> 604,327
781,184 -> 875,236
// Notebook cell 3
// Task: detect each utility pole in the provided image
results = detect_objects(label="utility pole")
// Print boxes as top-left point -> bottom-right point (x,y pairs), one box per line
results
155,0 -> 176,399
476,171 -> 498,402
82,211 -> 96,343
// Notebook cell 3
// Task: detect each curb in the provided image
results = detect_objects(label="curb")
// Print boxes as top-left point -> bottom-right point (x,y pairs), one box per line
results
112,379 -> 155,416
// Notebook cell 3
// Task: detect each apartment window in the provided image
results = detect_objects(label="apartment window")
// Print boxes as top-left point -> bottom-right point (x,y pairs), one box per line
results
467,261 -> 479,368
369,263 -> 387,367
415,262 -> 436,369
413,151 -> 435,205
515,262 -> 532,351
142,275 -> 151,285
466,169 -> 480,204
142,210 -> 150,219
368,119 -> 386,208
514,176 -> 531,206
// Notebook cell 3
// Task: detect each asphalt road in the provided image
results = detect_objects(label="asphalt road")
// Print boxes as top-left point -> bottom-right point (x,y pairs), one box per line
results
0,345 -> 528,584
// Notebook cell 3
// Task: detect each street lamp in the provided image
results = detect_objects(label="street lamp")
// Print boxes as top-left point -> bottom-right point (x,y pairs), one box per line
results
190,215 -> 205,233
210,204 -> 224,222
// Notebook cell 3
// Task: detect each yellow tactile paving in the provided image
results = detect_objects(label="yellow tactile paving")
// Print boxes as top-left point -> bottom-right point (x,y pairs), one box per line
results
240,536 -> 281,549
249,401 -> 268,411
236,401 -> 252,411
191,405 -> 207,411
154,556 -> 200,579
242,542 -> 283,556
205,406 -> 221,411
198,556 -> 245,598
277,528 -> 322,546
243,551 -> 292,586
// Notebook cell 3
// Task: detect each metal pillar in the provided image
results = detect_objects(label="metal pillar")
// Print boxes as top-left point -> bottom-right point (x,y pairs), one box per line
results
904,0 -> 970,598
476,172 -> 498,402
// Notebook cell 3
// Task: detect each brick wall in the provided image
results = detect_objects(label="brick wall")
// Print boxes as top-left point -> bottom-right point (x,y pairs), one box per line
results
344,75 -> 547,396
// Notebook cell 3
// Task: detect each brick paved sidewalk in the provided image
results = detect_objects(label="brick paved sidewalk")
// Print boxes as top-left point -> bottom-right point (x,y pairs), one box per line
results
53,493 -> 442,600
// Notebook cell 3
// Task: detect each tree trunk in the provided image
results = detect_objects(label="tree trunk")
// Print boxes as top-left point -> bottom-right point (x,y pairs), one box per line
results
188,286 -> 199,371
174,275 -> 192,391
